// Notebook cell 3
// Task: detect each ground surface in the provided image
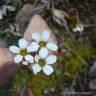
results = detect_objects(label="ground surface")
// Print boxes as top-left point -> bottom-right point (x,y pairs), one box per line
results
0,0 -> 96,96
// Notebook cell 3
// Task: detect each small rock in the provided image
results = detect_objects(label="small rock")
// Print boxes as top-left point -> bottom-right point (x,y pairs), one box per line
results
24,14 -> 57,44
15,4 -> 34,25
0,48 -> 20,85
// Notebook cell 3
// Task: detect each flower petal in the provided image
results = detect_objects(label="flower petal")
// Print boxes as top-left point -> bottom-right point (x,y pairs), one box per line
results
72,28 -> 77,32
22,61 -> 28,65
39,48 -> 48,59
24,55 -> 34,63
32,33 -> 41,42
46,42 -> 58,51
32,64 -> 41,75
35,55 -> 39,63
9,45 -> 20,53
46,55 -> 57,64
18,38 -> 28,49
42,30 -> 50,42
27,42 -> 39,52
42,65 -> 53,75
72,25 -> 84,32
14,55 -> 23,63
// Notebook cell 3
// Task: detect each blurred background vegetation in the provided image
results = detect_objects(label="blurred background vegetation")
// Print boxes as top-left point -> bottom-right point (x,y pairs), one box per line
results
0,0 -> 96,96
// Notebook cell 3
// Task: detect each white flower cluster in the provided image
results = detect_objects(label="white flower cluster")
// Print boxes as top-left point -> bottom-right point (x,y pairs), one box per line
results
72,24 -> 84,33
9,30 -> 58,75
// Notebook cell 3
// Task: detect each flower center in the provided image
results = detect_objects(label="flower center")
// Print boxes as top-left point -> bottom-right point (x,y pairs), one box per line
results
39,41 -> 46,47
38,59 -> 46,67
19,49 -> 28,56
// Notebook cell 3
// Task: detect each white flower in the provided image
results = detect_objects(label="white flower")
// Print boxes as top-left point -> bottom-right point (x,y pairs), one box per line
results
9,38 -> 34,64
72,24 -> 84,32
28,30 -> 58,57
32,51 -> 57,75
